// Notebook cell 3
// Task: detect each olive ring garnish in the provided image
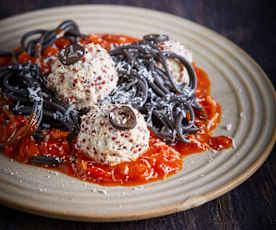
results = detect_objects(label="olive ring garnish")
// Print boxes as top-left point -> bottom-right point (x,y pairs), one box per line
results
109,106 -> 137,130
58,43 -> 85,65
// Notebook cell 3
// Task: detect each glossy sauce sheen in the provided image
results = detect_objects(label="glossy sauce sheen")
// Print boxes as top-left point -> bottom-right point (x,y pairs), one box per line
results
1,34 -> 232,186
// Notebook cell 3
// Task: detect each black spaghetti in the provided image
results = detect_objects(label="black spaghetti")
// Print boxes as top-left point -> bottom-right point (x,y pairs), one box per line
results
108,34 -> 200,144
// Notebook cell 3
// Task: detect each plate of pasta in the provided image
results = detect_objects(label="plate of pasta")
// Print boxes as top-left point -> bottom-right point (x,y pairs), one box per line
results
0,5 -> 275,221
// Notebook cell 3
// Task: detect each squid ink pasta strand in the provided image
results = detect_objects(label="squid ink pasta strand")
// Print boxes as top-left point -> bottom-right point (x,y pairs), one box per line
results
0,62 -> 79,135
20,29 -> 46,52
17,20 -> 84,58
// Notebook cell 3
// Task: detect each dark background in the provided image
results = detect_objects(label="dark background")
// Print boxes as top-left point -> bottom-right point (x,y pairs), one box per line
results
0,0 -> 275,229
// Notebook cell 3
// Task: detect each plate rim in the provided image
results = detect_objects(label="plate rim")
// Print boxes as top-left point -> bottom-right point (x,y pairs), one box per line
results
0,4 -> 275,222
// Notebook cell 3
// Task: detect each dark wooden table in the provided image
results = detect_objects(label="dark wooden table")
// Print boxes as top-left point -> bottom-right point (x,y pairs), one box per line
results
0,1 -> 275,229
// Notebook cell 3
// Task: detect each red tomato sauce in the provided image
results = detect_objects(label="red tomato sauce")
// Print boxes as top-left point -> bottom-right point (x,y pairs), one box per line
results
0,34 -> 232,186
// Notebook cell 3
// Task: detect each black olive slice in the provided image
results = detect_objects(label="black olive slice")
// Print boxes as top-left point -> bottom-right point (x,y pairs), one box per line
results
143,34 -> 169,43
58,43 -> 85,65
30,155 -> 62,166
109,106 -> 137,130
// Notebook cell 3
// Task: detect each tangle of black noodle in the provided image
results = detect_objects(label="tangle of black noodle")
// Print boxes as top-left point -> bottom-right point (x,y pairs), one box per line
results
0,20 -> 83,140
0,20 -> 85,59
0,20 -> 201,145
107,34 -> 201,144
0,62 -> 79,138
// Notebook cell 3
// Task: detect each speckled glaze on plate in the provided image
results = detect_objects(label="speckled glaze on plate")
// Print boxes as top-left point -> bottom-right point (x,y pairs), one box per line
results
0,5 -> 275,222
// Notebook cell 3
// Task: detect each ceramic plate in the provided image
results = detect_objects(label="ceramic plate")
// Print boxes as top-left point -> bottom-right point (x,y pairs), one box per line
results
0,5 -> 275,222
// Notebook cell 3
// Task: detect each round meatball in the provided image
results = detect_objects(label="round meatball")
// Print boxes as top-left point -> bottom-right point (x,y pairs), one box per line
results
47,43 -> 118,109
76,104 -> 150,166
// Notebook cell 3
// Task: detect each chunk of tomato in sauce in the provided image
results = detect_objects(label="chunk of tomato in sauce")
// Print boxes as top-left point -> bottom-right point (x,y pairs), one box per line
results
72,156 -> 113,183
0,56 -> 12,66
101,34 -> 139,45
208,136 -> 232,151
39,129 -> 70,158
80,34 -> 111,50
43,46 -> 58,57
2,115 -> 29,158
17,136 -> 40,162
54,37 -> 71,49
3,115 -> 28,144
17,51 -> 37,64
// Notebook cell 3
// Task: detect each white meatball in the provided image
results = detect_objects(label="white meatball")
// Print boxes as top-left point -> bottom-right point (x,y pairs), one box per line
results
47,43 -> 118,109
76,104 -> 150,166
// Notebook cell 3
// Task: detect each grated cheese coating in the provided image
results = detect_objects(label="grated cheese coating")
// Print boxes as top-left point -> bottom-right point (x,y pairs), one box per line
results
47,43 -> 118,109
76,104 -> 150,166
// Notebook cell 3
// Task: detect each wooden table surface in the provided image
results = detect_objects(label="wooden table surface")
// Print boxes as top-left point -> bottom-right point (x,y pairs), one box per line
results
0,1 -> 275,229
